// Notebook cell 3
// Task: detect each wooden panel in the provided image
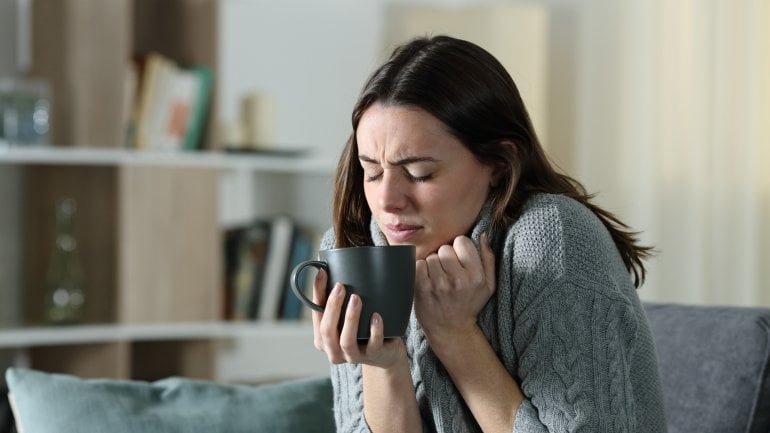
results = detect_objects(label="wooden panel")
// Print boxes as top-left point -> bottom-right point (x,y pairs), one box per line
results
117,165 -> 221,323
132,0 -> 217,67
23,165 -> 118,325
30,342 -> 130,379
30,0 -> 131,147
0,167 -> 23,328
131,340 -> 215,381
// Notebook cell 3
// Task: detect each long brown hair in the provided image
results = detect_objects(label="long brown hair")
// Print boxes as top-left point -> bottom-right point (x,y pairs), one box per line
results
333,35 -> 653,287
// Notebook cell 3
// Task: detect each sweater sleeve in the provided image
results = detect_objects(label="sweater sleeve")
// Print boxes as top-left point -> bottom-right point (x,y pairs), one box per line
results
511,283 -> 662,432
497,195 -> 666,432
320,229 -> 372,432
331,363 -> 374,433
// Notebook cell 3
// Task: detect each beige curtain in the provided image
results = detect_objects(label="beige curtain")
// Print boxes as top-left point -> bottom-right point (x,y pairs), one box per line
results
572,0 -> 770,306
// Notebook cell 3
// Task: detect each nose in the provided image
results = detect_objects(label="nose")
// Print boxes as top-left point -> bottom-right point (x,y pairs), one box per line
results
377,170 -> 409,212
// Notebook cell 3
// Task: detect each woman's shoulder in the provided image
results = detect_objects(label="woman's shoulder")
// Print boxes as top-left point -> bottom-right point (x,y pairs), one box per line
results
497,193 -> 631,309
519,193 -> 598,224
503,193 -> 612,249
500,193 -> 582,251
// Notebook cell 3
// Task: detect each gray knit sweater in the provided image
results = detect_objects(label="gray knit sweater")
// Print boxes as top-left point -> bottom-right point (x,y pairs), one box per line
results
323,193 -> 667,432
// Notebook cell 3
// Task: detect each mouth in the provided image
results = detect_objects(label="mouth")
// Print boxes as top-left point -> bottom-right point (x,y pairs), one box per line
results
384,223 -> 422,243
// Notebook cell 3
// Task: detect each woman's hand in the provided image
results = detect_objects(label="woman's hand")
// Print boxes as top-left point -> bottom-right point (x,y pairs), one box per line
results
414,233 -> 496,347
311,269 -> 407,369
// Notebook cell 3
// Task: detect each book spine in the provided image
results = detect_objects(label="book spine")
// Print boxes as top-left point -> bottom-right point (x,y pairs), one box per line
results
279,229 -> 313,320
256,215 -> 296,321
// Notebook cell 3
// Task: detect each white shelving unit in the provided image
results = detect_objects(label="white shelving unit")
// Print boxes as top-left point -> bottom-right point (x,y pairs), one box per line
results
0,145 -> 334,382
0,320 -> 329,383
0,146 -> 337,174
0,320 -> 312,349
0,0 -> 337,384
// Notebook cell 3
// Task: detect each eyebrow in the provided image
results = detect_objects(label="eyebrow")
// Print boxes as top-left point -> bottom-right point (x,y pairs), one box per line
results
359,155 -> 439,166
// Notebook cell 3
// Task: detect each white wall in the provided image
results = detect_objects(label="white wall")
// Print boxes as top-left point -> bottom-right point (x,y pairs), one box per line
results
218,0 -> 388,155
216,0 -> 390,235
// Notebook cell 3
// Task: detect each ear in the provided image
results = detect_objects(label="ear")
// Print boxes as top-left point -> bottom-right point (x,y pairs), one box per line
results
489,165 -> 503,188
489,140 -> 517,188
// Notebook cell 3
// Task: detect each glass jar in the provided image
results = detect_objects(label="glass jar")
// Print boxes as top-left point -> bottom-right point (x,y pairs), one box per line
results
0,77 -> 51,147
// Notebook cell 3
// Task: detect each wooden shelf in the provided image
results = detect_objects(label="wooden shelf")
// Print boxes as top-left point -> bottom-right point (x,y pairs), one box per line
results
0,146 -> 337,174
0,320 -> 312,349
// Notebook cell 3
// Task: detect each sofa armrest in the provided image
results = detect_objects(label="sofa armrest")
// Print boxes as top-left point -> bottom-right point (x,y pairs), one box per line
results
644,302 -> 770,433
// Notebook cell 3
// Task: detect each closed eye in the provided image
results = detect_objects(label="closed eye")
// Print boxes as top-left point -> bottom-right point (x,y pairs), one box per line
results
365,171 -> 383,182
359,154 -> 437,183
404,169 -> 433,183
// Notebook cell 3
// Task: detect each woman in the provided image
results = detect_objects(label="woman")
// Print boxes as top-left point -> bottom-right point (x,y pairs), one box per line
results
312,35 -> 667,432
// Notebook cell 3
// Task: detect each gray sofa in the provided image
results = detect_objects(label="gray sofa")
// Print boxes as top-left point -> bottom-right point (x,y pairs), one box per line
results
645,302 -> 770,433
5,302 -> 770,432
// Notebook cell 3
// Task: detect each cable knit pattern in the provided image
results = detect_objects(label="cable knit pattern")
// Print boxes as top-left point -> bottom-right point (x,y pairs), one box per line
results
324,193 -> 667,432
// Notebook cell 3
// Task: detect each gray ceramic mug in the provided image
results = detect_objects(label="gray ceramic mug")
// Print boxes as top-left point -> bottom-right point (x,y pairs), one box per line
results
290,245 -> 416,340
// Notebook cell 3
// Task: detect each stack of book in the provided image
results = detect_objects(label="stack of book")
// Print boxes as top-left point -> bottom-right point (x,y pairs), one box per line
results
223,215 -> 320,321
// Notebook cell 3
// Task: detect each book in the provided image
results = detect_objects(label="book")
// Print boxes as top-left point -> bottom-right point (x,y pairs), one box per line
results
279,228 -> 314,320
256,215 -> 296,321
222,222 -> 270,321
121,62 -> 139,148
244,222 -> 271,319
182,66 -> 212,150
222,228 -> 243,320
131,52 -> 212,150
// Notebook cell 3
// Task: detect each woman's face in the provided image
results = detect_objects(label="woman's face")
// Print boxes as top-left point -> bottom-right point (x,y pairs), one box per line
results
357,103 -> 495,259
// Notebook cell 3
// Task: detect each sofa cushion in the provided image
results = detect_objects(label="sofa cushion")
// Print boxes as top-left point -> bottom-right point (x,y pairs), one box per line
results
5,368 -> 335,433
644,303 -> 770,433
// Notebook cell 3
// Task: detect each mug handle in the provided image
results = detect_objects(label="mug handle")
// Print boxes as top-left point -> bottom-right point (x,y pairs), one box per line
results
290,260 -> 327,312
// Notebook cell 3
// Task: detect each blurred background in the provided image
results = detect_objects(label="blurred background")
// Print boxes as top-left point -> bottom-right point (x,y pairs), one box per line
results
0,0 -> 768,385
206,0 -> 770,309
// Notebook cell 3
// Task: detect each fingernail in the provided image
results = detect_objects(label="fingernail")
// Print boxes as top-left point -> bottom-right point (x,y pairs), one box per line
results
332,283 -> 343,296
371,312 -> 381,326
349,294 -> 359,307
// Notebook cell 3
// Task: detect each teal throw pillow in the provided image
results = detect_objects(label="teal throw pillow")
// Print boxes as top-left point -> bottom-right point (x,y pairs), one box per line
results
5,368 -> 334,433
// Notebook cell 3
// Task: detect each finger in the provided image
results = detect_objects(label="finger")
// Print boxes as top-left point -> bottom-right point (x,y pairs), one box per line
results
425,254 -> 448,288
436,243 -> 463,276
480,232 -> 497,294
415,259 -> 429,292
365,312 -> 384,354
312,268 -> 328,306
320,283 -> 345,362
453,235 -> 483,273
312,269 -> 328,350
339,294 -> 362,362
